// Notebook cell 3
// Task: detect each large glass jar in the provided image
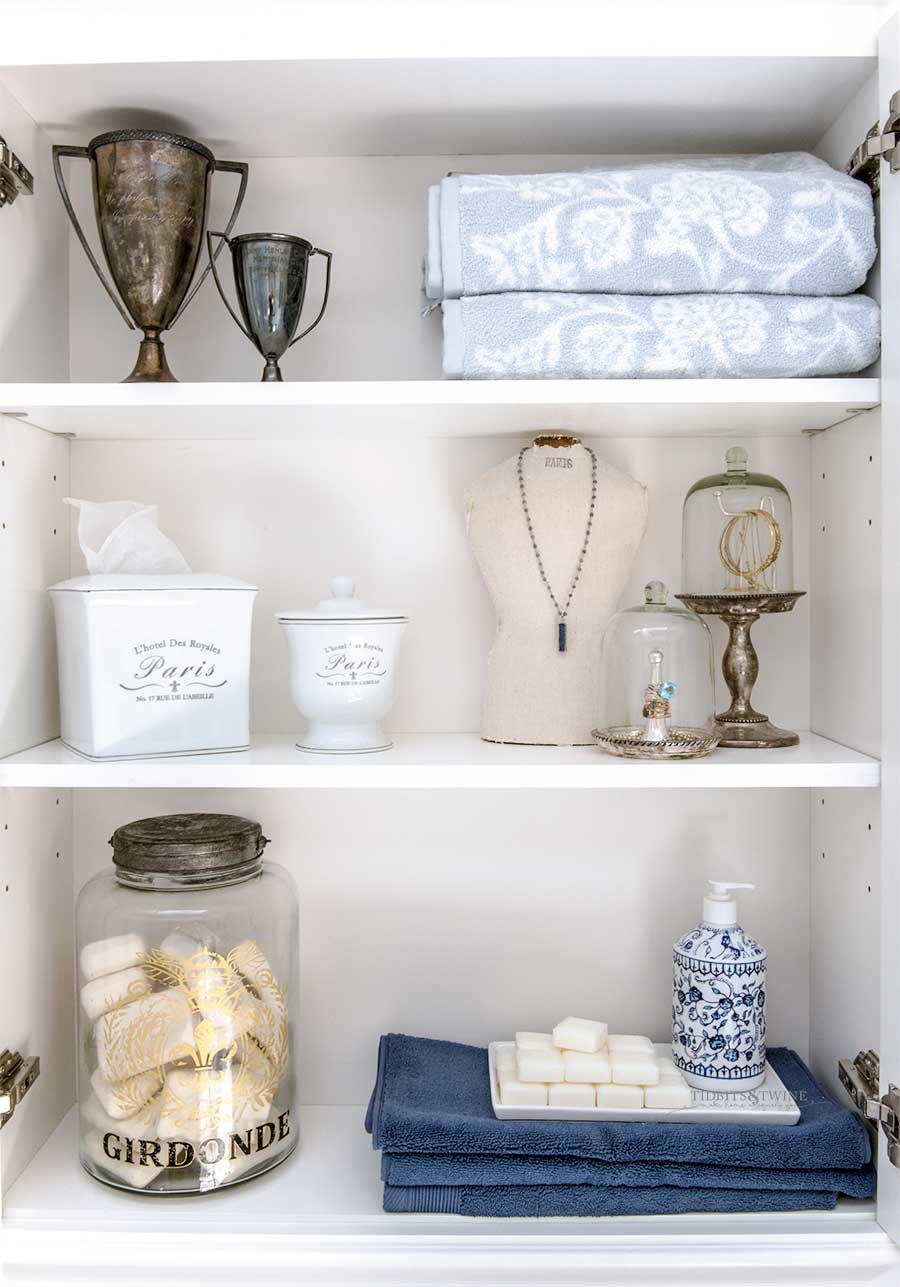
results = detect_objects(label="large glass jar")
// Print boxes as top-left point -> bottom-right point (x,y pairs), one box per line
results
594,581 -> 718,758
76,813 -> 298,1195
681,446 -> 794,595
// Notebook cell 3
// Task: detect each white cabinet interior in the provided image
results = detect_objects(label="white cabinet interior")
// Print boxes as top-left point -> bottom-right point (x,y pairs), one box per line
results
1,6 -> 899,1281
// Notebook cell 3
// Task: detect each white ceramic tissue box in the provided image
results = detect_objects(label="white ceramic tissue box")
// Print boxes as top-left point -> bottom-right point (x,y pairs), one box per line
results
50,574 -> 257,759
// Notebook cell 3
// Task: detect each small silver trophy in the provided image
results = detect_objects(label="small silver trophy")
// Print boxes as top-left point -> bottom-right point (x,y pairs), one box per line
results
207,231 -> 332,381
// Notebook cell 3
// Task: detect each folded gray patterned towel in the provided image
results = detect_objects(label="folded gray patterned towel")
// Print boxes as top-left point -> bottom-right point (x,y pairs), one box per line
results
441,292 -> 880,380
425,155 -> 876,300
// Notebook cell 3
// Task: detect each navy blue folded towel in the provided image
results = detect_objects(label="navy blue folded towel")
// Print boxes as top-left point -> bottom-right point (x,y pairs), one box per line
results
380,1151 -> 873,1197
382,1182 -> 839,1217
366,1034 -> 873,1215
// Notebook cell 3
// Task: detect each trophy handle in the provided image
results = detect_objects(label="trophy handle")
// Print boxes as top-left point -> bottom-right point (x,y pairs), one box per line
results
288,248 -> 333,347
206,230 -> 253,341
51,144 -> 136,330
171,158 -> 250,326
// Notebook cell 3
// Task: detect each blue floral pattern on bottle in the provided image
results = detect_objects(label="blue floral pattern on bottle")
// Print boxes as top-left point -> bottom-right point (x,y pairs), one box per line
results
672,922 -> 766,1084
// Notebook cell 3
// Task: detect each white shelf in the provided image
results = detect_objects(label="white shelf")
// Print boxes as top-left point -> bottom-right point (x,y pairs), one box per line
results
0,38 -> 877,158
0,733 -> 879,789
0,379 -> 880,441
0,1 -> 883,68
1,1105 -> 888,1284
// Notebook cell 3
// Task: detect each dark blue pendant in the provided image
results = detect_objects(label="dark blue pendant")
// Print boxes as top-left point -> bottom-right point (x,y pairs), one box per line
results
558,621 -> 567,653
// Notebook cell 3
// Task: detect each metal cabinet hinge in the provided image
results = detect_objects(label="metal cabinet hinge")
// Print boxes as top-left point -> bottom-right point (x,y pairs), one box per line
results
839,1050 -> 900,1167
0,1050 -> 40,1129
845,92 -> 900,194
0,138 -> 33,207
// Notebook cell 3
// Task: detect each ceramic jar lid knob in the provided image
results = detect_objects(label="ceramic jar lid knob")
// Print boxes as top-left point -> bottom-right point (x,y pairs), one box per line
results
314,576 -> 369,615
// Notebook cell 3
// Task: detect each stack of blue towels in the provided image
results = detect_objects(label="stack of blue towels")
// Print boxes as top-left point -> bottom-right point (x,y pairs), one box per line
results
424,154 -> 880,380
366,1034 -> 874,1216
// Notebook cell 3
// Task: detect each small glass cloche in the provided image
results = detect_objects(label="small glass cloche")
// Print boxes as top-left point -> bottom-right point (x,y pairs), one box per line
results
593,581 -> 719,759
681,446 -> 794,596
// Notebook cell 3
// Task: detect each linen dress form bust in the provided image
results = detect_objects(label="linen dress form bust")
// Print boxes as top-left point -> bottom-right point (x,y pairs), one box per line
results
466,442 -> 647,745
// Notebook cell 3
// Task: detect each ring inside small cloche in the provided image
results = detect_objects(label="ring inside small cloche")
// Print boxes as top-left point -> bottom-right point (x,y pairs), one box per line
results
592,580 -> 719,760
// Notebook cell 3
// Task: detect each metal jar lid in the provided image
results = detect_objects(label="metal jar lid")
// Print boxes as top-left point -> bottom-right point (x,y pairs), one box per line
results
110,813 -> 268,876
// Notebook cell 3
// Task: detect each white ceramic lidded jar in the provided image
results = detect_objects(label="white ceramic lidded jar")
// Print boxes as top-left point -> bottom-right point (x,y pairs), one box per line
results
277,577 -> 408,753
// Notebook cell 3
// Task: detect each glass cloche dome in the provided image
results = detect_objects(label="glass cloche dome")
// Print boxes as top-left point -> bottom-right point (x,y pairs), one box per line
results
681,446 -> 794,596
593,581 -> 719,759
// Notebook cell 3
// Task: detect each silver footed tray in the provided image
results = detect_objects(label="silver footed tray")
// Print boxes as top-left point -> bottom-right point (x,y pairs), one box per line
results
592,726 -> 720,760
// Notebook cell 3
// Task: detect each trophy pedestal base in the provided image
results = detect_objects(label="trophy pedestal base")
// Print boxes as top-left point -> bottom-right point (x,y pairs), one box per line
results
124,332 -> 177,383
261,357 -> 284,382
714,718 -> 799,750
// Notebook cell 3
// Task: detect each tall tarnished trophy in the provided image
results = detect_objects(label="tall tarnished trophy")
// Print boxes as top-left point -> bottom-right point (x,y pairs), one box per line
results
207,231 -> 333,381
52,130 -> 249,382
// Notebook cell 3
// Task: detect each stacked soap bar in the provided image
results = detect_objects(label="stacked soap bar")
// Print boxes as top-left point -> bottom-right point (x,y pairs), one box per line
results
498,1016 -> 692,1110
78,928 -> 291,1192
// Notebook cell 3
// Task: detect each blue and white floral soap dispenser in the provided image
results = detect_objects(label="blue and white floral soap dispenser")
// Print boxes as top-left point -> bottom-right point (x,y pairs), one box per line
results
672,881 -> 767,1091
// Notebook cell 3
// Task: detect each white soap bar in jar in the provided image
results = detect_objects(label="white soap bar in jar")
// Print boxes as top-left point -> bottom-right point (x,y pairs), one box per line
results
157,1062 -> 274,1144
80,965 -> 152,1023
94,988 -> 194,1083
81,1090 -> 161,1140
158,930 -> 204,964
80,933 -> 147,982
198,1115 -> 293,1192
82,1128 -> 162,1190
90,1066 -> 164,1120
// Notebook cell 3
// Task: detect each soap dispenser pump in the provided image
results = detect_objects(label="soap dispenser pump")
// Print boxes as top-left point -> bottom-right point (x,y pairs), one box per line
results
672,881 -> 767,1091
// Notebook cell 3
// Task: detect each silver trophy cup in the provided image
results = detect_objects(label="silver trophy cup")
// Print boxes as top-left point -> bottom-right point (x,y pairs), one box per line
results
53,130 -> 249,382
207,231 -> 332,381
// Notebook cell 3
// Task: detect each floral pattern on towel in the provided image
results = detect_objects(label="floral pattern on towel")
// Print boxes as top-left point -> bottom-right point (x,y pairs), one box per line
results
451,156 -> 875,297
447,292 -> 880,380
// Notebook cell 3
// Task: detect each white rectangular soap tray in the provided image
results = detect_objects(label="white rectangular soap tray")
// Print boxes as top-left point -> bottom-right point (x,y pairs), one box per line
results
489,1042 -> 800,1125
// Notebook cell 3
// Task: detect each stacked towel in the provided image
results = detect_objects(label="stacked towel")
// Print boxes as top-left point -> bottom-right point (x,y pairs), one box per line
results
425,155 -> 879,379
366,1034 -> 874,1217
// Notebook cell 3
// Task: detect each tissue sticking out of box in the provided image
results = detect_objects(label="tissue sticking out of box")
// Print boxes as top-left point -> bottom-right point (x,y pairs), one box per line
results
64,498 -> 191,575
